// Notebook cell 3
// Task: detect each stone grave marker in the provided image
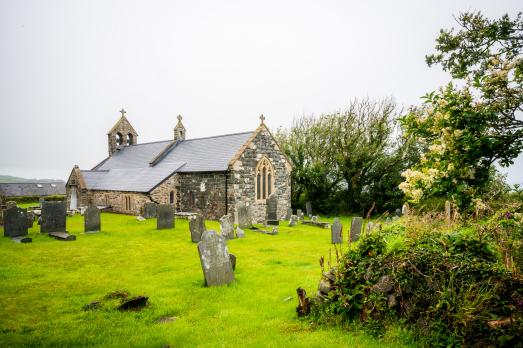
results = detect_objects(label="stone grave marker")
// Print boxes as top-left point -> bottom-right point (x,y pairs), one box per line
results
266,195 -> 279,226
286,207 -> 293,220
6,201 -> 17,209
157,204 -> 174,230
40,201 -> 66,233
331,218 -> 343,244
297,209 -> 304,221
311,215 -> 319,222
350,217 -> 363,242
84,205 -> 101,233
236,227 -> 245,238
367,222 -> 375,233
4,206 -> 28,238
220,215 -> 234,240
402,203 -> 410,216
395,208 -> 402,217
143,202 -> 157,219
289,215 -> 298,227
189,213 -> 206,243
305,201 -> 312,217
237,203 -> 253,229
197,230 -> 235,287
27,211 -> 34,228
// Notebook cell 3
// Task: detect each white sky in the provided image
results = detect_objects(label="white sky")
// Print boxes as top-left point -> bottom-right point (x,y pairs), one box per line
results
1,0 -> 522,183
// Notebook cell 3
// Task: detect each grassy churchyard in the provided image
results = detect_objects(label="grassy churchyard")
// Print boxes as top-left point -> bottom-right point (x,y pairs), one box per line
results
0,212 -> 411,347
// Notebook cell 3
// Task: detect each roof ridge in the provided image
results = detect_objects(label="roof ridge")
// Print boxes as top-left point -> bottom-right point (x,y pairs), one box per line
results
182,130 -> 253,142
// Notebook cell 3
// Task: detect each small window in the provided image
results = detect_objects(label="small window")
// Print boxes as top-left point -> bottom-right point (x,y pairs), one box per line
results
126,133 -> 133,146
169,191 -> 175,204
116,132 -> 124,146
123,195 -> 132,211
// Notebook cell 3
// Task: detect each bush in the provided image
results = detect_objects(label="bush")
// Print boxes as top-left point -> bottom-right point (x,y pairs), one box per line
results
8,195 -> 65,204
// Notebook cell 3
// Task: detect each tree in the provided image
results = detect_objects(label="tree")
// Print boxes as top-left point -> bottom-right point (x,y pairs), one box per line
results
400,11 -> 523,208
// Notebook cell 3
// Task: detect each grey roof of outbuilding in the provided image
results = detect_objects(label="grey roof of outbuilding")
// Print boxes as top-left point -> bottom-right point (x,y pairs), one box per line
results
85,131 -> 253,193
0,182 -> 66,197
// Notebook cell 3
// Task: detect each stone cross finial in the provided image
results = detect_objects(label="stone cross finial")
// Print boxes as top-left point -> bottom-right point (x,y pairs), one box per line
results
120,108 -> 126,117
260,114 -> 265,124
177,114 -> 183,122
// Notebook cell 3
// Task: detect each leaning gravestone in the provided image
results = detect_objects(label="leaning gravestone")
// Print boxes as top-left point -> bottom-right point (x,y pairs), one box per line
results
189,213 -> 206,243
289,215 -> 298,227
4,206 -> 28,238
143,202 -> 158,219
305,201 -> 312,217
220,215 -> 235,240
331,218 -> 343,244
237,203 -> 253,229
197,230 -> 235,287
297,209 -> 304,221
350,217 -> 363,242
41,201 -> 66,233
157,204 -> 174,230
84,206 -> 101,233
266,195 -> 279,226
286,207 -> 293,220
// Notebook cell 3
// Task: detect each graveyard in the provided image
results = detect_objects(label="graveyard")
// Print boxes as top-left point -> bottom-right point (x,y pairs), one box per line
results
0,210 -> 412,347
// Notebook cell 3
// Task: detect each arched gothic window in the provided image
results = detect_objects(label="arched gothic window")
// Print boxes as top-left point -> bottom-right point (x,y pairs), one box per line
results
116,132 -> 123,146
256,157 -> 275,201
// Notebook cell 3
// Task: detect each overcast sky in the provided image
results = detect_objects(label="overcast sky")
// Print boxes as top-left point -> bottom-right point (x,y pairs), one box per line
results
1,0 -> 522,183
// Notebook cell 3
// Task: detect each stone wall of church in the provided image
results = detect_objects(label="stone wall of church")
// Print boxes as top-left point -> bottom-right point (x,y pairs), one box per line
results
149,174 -> 179,206
178,172 -> 232,220
229,127 -> 292,223
88,190 -> 150,215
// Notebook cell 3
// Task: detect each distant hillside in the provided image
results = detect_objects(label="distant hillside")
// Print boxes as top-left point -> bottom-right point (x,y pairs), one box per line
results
0,175 -> 64,184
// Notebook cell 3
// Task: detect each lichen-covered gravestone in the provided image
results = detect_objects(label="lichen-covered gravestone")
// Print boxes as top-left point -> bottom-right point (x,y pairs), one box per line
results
189,213 -> 206,243
157,204 -> 174,230
40,201 -> 66,233
266,195 -> 279,226
4,206 -> 28,237
297,209 -> 304,221
286,207 -> 293,220
27,211 -> 34,228
84,206 -> 101,233
220,215 -> 234,240
237,203 -> 253,229
289,215 -> 298,227
305,201 -> 312,217
143,202 -> 157,219
350,217 -> 363,242
331,218 -> 343,244
197,230 -> 235,287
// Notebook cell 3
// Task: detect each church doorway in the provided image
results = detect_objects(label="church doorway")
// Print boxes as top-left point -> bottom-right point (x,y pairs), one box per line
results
70,189 -> 78,210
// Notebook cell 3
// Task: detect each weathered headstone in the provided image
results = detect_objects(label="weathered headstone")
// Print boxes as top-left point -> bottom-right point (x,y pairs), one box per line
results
27,211 -> 34,228
395,208 -> 402,217
305,201 -> 312,217
331,218 -> 343,244
84,205 -> 101,233
236,227 -> 245,238
40,201 -> 66,233
4,206 -> 28,237
197,230 -> 235,287
220,215 -> 234,240
285,207 -> 293,220
297,209 -> 304,221
350,217 -> 363,242
289,215 -> 298,227
271,226 -> 279,235
237,203 -> 253,229
402,203 -> 410,216
143,202 -> 158,219
189,213 -> 206,243
157,204 -> 174,230
311,215 -> 319,222
266,195 -> 279,226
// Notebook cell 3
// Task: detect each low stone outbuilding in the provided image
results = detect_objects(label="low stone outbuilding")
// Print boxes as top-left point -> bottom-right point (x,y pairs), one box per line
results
66,111 -> 292,223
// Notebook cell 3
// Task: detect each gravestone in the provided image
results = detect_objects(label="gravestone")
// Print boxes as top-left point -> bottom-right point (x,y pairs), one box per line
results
237,203 -> 253,229
220,215 -> 235,240
311,215 -> 319,222
305,201 -> 312,217
331,218 -> 343,244
189,213 -> 206,243
297,209 -> 304,221
266,195 -> 279,226
402,203 -> 410,216
236,227 -> 245,238
350,217 -> 363,242
197,230 -> 235,287
289,215 -> 298,227
40,201 -> 66,233
6,201 -> 17,209
84,206 -> 101,233
157,204 -> 174,230
27,211 -> 34,228
395,208 -> 402,217
285,207 -> 293,220
143,202 -> 157,219
271,226 -> 279,235
367,222 -> 375,233
4,206 -> 28,237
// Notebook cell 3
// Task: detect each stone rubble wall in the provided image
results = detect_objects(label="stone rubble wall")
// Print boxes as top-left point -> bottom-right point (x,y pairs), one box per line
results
149,174 -> 179,205
88,190 -> 150,215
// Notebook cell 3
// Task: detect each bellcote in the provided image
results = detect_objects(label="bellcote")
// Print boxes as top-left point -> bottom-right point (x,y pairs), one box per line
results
174,114 -> 186,141
107,108 -> 138,156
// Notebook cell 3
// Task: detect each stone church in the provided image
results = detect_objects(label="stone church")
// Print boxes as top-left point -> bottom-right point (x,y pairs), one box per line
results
66,110 -> 292,222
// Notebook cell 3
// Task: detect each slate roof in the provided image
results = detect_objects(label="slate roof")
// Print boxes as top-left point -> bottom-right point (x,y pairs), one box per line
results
0,182 -> 66,197
83,131 -> 253,193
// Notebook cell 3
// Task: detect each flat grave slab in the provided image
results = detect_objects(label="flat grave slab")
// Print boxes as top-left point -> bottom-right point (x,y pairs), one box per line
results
48,231 -> 76,241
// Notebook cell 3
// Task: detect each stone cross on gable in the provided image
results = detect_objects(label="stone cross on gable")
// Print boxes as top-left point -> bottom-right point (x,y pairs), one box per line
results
260,114 -> 265,124
120,108 -> 126,117
177,114 -> 183,122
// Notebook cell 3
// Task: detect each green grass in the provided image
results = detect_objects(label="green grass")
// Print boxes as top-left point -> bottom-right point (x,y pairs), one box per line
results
0,213 -> 411,347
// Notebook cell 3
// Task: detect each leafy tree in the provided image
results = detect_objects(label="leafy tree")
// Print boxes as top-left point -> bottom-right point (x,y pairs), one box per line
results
400,11 -> 523,208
